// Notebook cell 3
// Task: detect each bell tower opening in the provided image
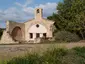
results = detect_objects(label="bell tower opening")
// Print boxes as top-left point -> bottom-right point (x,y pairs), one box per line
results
35,8 -> 43,19
37,9 -> 40,13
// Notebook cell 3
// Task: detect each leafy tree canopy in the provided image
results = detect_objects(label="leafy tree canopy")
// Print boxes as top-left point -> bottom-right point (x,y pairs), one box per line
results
47,0 -> 85,39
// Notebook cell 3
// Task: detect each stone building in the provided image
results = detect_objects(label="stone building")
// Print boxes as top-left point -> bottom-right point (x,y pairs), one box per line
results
0,8 -> 54,44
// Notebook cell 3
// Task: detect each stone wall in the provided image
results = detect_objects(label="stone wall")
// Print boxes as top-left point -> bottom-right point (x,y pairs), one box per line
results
6,21 -> 25,41
0,30 -> 18,44
0,21 -> 25,44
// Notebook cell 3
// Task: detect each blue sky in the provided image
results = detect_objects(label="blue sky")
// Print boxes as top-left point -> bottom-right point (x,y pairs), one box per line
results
0,0 -> 62,28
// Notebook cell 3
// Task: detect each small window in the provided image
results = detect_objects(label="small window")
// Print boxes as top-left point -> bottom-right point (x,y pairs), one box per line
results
43,33 -> 46,38
36,24 -> 39,28
37,9 -> 39,13
36,33 -> 40,38
29,33 -> 33,39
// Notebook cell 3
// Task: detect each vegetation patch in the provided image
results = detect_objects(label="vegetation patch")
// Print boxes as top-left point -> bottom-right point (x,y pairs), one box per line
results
6,47 -> 85,64
47,0 -> 85,39
54,31 -> 80,42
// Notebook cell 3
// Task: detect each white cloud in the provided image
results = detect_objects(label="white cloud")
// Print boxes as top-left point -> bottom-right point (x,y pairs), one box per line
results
21,2 -> 57,18
0,8 -> 24,21
0,1 -> 57,28
15,0 -> 33,8
36,2 -> 57,17
24,0 -> 33,7
23,7 -> 34,15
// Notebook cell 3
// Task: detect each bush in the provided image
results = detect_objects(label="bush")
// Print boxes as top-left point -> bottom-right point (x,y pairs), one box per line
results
40,38 -> 51,43
42,48 -> 67,64
54,31 -> 80,42
7,54 -> 43,64
7,48 -> 68,64
7,47 -> 85,64
61,49 -> 85,64
73,47 -> 85,58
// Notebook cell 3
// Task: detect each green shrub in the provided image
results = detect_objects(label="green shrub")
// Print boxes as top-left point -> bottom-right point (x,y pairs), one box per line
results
54,31 -> 80,42
7,47 -> 85,64
61,49 -> 85,64
40,38 -> 52,43
7,48 -> 68,64
7,54 -> 43,64
0,60 -> 7,64
73,47 -> 85,58
42,48 -> 67,64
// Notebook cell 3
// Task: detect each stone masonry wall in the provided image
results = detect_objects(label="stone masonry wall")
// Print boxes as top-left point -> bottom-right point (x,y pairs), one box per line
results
7,21 -> 25,41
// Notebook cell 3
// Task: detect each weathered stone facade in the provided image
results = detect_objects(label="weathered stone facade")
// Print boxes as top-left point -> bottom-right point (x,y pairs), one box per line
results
0,8 -> 54,44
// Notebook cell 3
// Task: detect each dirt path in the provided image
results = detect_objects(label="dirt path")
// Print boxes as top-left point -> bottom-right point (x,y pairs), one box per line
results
0,42 -> 85,60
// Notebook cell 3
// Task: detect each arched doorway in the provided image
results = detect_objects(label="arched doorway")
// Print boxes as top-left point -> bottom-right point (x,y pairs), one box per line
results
11,26 -> 22,41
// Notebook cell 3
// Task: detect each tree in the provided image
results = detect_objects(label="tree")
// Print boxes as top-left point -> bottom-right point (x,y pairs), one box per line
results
47,0 -> 85,39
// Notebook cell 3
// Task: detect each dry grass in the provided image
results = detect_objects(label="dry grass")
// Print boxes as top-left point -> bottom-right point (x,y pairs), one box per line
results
0,41 -> 85,61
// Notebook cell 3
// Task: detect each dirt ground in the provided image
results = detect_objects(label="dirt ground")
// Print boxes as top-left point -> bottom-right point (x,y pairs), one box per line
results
0,41 -> 85,61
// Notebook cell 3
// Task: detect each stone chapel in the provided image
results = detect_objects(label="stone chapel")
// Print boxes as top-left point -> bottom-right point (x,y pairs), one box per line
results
0,8 -> 54,44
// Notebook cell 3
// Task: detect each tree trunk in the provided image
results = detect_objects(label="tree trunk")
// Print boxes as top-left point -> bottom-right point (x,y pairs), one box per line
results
80,30 -> 84,40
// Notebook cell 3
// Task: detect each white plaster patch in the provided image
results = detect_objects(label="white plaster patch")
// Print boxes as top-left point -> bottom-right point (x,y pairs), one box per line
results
28,24 -> 47,33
